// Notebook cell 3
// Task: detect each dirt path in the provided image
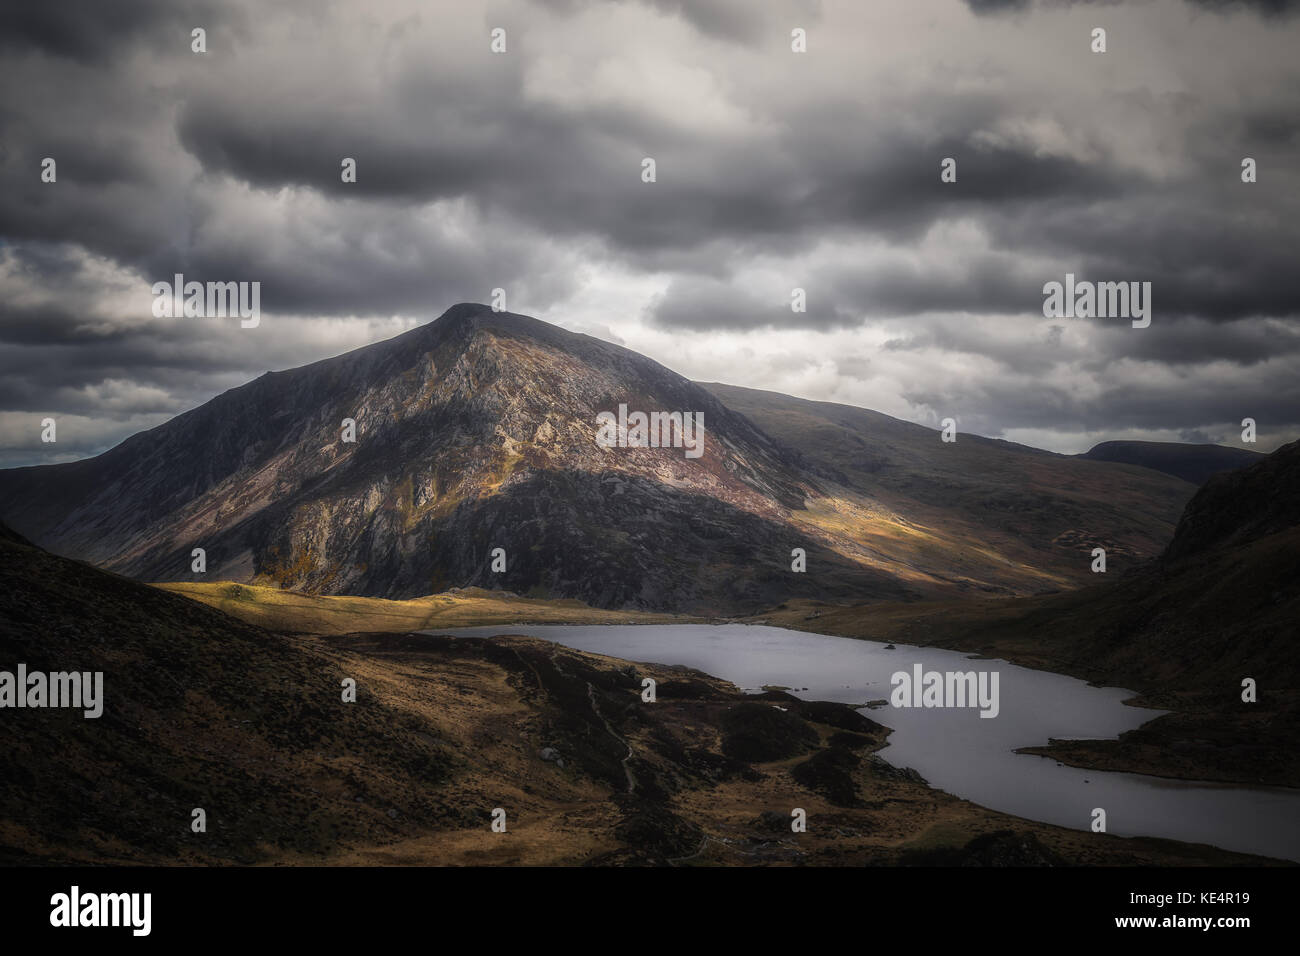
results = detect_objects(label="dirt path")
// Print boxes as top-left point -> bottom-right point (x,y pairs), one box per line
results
543,646 -> 637,795
586,681 -> 637,794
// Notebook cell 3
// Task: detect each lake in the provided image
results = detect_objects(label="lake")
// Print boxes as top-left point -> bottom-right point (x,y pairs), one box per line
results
424,622 -> 1300,862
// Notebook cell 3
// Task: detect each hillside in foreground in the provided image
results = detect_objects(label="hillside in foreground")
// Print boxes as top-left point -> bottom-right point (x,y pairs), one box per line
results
0,523 -> 1273,866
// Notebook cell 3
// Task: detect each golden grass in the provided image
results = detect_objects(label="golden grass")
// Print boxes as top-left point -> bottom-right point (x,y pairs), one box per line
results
154,580 -> 695,635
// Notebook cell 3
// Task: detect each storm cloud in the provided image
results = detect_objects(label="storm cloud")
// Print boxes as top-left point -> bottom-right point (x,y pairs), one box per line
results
1,0 -> 1297,466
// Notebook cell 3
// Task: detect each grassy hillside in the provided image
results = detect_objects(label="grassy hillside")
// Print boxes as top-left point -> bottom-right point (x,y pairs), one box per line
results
3,528 -> 1276,865
155,581 -> 694,635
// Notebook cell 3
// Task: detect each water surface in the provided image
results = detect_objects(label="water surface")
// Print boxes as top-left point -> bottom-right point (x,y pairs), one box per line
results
426,623 -> 1300,861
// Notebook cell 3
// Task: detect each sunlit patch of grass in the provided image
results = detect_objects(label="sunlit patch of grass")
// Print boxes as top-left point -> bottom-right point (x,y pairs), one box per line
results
154,581 -> 695,635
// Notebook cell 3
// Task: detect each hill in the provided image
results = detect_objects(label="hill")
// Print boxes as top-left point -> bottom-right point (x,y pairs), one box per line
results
1079,440 -> 1263,485
702,383 -> 1196,591
0,525 -> 1267,866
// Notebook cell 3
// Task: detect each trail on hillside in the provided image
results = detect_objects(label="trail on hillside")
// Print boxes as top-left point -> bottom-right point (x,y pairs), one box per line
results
546,646 -> 637,795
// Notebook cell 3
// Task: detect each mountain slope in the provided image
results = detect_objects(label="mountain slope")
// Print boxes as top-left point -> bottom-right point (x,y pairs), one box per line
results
2,305 -> 1197,611
701,382 -> 1196,590
1079,440 -> 1263,485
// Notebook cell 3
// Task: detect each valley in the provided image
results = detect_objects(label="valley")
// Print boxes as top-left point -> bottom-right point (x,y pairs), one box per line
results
2,305 -> 1293,868
0,525 -> 1286,866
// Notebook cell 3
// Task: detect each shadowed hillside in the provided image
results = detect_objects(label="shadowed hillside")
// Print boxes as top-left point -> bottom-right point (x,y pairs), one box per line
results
1080,440 -> 1263,485
1,525 -> 1275,866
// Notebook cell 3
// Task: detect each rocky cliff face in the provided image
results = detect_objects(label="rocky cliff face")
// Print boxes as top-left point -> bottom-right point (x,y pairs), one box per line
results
1,305 -> 911,611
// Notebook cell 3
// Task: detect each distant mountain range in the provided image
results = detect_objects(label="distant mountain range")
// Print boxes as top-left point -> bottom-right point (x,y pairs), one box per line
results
0,304 -> 1258,613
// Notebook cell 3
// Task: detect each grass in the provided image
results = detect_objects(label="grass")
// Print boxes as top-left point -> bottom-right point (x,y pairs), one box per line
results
154,581 -> 696,635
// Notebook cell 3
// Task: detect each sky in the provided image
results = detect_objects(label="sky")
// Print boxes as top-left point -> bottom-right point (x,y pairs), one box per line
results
1,0 -> 1298,468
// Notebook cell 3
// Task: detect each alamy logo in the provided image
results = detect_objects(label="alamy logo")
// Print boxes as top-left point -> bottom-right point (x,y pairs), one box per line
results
50,886 -> 151,936
151,273 -> 261,328
891,664 -> 1000,718
596,403 -> 705,459
1042,273 -> 1151,328
0,664 -> 103,718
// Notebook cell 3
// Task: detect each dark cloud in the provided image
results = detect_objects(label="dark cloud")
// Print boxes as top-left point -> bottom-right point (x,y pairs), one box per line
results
0,0 -> 236,63
904,365 -> 1300,444
966,0 -> 1298,15
0,0 -> 1298,465
1091,317 -> 1300,367
646,275 -> 857,331
965,0 -> 1032,13
4,0 -> 1294,323
1184,0 -> 1300,15
532,0 -> 825,45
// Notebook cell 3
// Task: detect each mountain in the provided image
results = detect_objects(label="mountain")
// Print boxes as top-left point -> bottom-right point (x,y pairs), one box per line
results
1,304 -> 1195,612
1162,439 -> 1300,562
0,304 -> 861,613
1079,440 -> 1263,485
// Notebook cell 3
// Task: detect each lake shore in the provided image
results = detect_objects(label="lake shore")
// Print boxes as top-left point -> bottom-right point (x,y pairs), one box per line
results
157,581 -> 1299,791
749,598 -> 1300,791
